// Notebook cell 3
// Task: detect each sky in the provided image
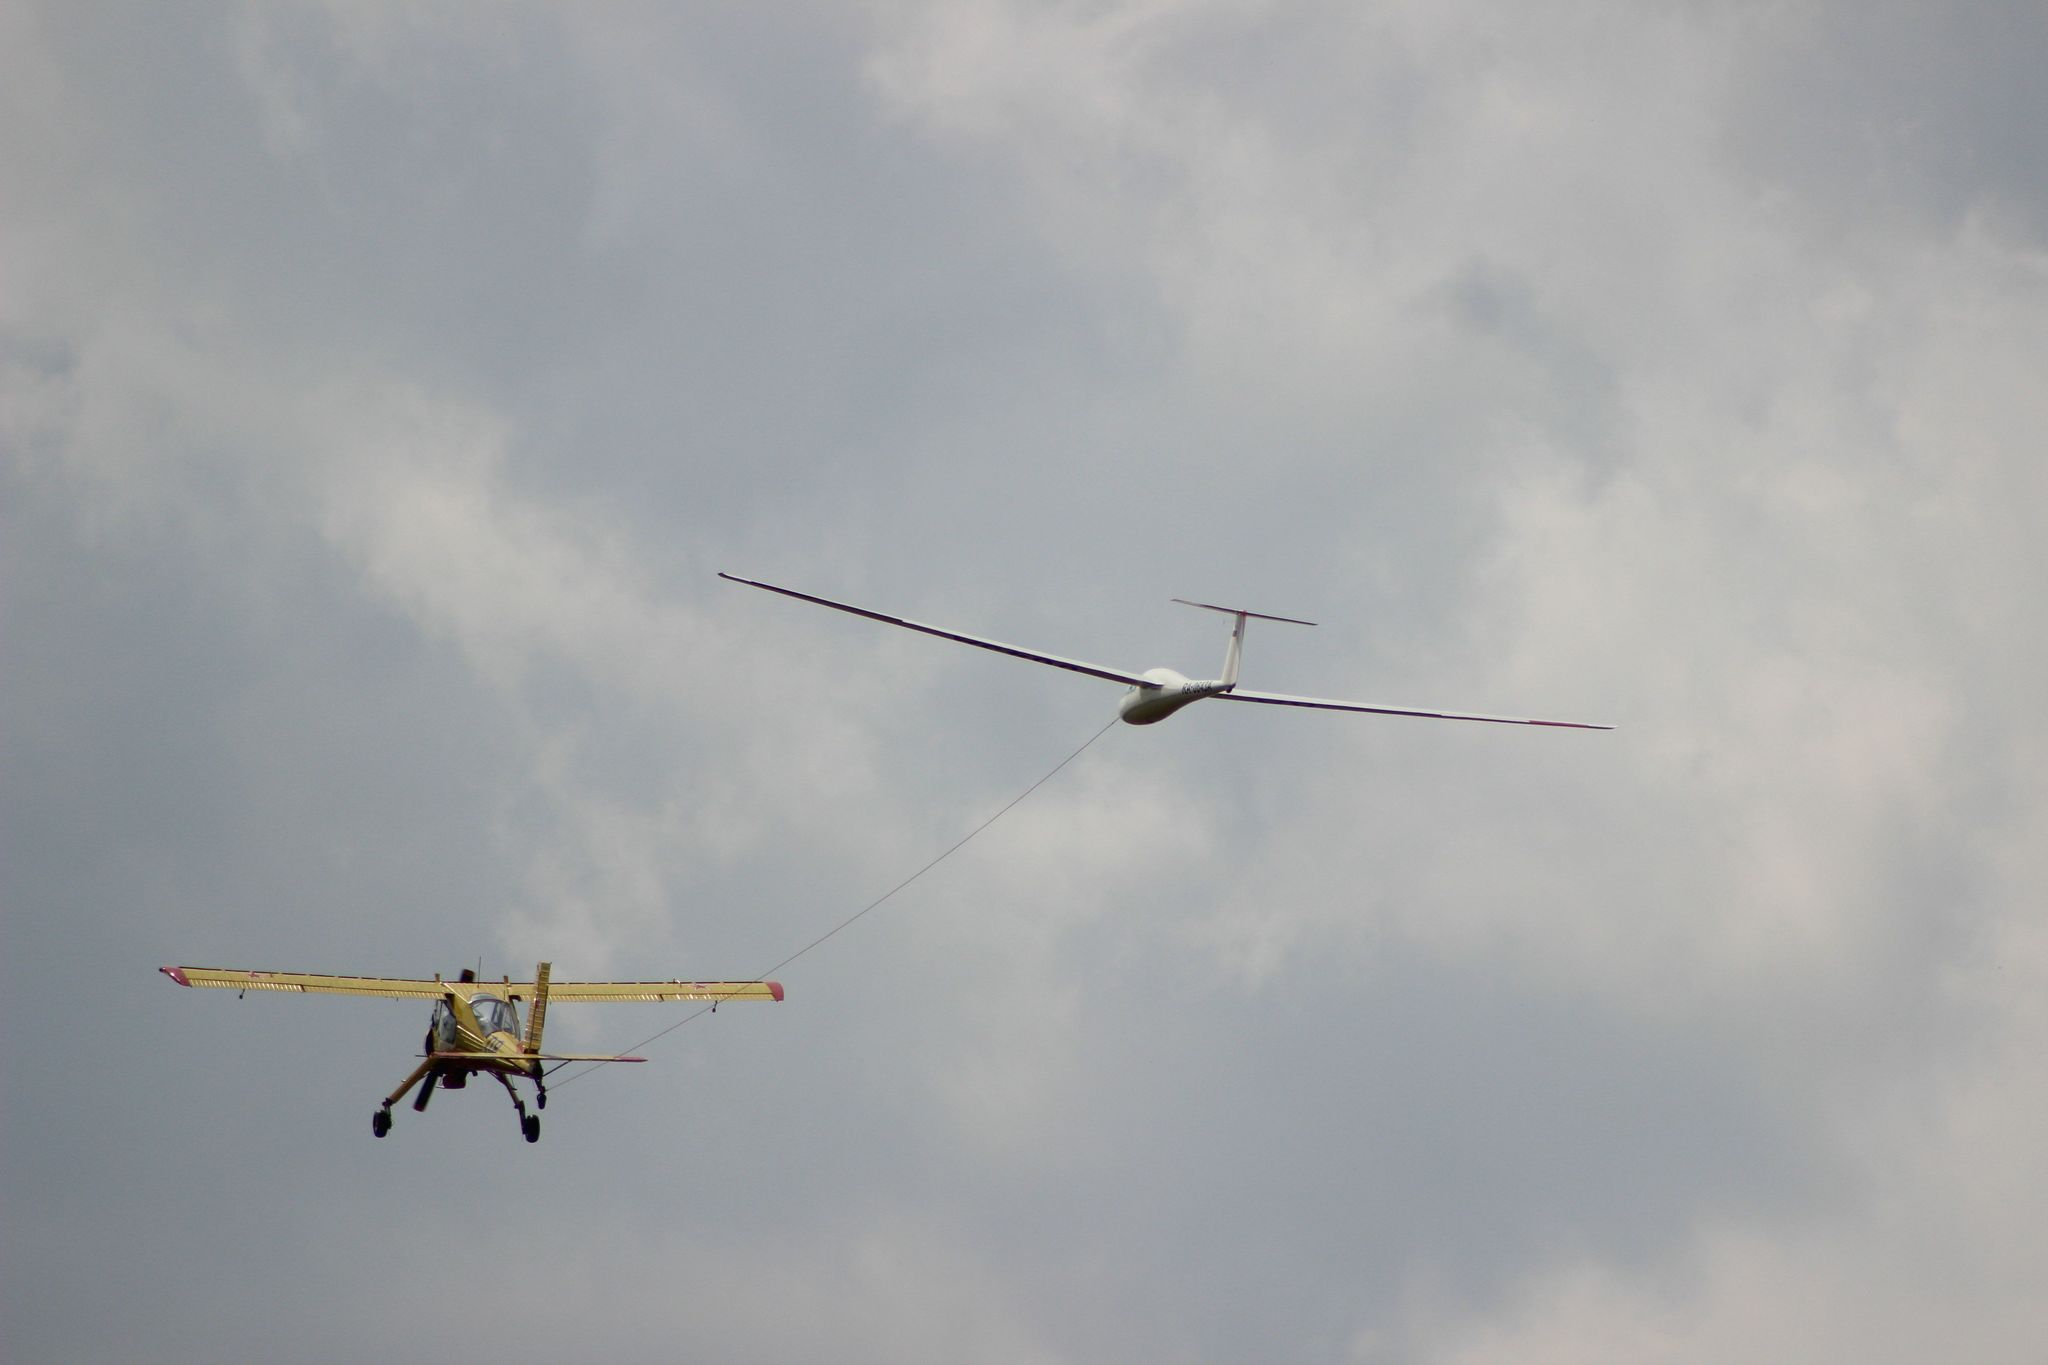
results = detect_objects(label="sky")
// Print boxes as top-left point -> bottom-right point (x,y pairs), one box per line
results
5,2 -> 2048,1361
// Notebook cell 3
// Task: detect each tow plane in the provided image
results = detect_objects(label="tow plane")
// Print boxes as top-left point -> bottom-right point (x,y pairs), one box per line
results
160,963 -> 783,1141
719,572 -> 1611,730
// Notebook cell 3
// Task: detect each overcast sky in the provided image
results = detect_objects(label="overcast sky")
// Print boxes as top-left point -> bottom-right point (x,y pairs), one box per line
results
6,3 -> 2048,1361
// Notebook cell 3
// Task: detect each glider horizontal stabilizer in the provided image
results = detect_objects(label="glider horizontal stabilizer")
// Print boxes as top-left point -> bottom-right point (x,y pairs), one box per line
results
1171,598 -> 1317,627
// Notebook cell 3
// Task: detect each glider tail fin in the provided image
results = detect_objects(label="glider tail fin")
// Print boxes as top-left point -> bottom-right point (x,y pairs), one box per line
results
524,961 -> 551,1055
1170,599 -> 1316,689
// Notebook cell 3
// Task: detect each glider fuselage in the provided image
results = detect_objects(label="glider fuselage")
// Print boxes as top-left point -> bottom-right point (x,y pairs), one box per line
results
1117,670 -> 1233,725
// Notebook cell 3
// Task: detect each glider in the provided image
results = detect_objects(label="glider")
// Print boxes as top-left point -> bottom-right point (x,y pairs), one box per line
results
719,572 -> 1610,730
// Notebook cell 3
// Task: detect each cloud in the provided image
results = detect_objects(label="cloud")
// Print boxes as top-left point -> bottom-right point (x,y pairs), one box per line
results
9,3 -> 2048,1360
1409,1000 -> 2048,1365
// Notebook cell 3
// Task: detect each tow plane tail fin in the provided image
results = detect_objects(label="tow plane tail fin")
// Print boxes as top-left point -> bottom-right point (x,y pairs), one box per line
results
1171,599 -> 1316,689
524,961 -> 551,1055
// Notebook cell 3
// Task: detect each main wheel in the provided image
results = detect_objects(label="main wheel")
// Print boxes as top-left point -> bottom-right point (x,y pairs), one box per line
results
372,1109 -> 392,1138
522,1114 -> 540,1143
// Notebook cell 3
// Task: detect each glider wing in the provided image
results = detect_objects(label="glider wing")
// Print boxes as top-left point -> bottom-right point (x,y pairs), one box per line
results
720,573 -> 1154,687
1218,689 -> 1614,730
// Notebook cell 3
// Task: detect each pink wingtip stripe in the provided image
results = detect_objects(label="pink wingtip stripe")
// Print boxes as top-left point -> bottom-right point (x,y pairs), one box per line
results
767,981 -> 785,1002
160,966 -> 191,987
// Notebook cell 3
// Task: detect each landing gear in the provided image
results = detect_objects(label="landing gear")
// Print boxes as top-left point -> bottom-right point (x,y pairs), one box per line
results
495,1071 -> 541,1143
370,1059 -> 549,1142
374,1058 -> 434,1140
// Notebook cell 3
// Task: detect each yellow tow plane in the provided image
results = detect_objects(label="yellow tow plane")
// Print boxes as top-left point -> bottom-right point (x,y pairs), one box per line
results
160,963 -> 783,1142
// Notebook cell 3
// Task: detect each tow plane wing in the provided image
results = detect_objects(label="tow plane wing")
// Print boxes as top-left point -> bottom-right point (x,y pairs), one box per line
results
160,967 -> 452,997
159,966 -> 784,1003
540,980 -> 786,1003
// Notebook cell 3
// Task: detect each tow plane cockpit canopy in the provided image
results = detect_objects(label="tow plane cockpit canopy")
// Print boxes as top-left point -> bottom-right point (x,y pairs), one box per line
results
465,993 -> 521,1038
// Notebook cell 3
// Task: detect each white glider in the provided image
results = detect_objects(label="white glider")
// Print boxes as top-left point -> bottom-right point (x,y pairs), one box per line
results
719,572 -> 1612,731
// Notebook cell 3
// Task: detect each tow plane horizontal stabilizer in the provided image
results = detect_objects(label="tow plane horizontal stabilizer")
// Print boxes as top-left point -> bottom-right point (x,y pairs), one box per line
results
429,1052 -> 647,1065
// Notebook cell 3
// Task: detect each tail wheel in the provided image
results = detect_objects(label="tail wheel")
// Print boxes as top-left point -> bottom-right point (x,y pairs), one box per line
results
372,1109 -> 392,1138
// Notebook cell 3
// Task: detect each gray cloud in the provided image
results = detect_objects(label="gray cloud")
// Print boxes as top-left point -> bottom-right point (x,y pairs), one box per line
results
6,2 -> 2047,1361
